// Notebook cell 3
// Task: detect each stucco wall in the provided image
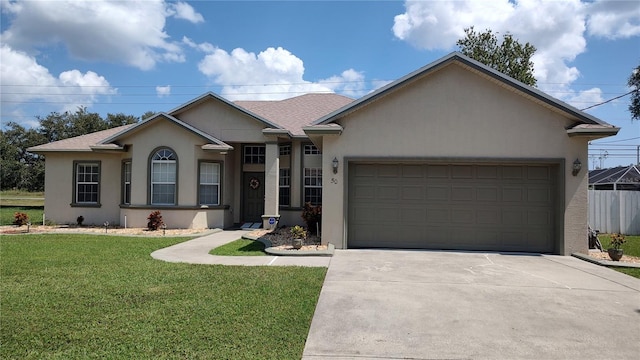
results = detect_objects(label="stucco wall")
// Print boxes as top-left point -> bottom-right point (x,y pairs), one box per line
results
43,152 -> 122,226
176,100 -> 267,142
320,63 -> 590,255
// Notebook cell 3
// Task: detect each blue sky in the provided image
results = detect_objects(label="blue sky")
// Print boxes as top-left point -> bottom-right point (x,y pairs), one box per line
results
1,0 -> 639,168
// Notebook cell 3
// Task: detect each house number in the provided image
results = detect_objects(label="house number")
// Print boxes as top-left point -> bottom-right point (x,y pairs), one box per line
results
331,178 -> 338,184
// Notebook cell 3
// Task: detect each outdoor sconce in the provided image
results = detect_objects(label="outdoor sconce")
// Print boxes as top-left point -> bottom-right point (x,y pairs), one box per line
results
572,158 -> 582,176
332,157 -> 339,174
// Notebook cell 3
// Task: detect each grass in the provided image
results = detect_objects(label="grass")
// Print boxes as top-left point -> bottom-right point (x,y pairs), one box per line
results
0,190 -> 45,206
0,206 -> 45,226
598,234 -> 640,279
209,238 -> 267,256
1,234 -> 327,359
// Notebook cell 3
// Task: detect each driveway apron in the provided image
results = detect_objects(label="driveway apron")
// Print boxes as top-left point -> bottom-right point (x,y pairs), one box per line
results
302,249 -> 640,360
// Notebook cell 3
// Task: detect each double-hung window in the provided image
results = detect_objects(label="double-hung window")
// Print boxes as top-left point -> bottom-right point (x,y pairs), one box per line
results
199,162 -> 220,205
151,148 -> 177,205
74,162 -> 100,205
304,168 -> 322,205
122,161 -> 131,204
279,168 -> 291,206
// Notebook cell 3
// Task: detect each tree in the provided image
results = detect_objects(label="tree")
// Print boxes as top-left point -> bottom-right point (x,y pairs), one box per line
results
0,122 -> 46,191
106,113 -> 139,127
1,108 -> 142,191
628,64 -> 640,121
457,27 -> 537,86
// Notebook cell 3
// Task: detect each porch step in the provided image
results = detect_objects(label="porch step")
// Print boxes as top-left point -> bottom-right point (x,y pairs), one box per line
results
241,222 -> 263,230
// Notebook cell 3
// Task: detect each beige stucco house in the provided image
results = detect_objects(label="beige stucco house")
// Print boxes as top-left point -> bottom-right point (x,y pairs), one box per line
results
29,52 -> 619,255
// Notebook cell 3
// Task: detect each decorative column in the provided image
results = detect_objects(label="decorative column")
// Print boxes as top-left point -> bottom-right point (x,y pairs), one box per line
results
262,140 -> 280,229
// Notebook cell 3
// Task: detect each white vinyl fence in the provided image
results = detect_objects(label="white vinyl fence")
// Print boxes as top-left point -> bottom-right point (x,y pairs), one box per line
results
588,190 -> 640,235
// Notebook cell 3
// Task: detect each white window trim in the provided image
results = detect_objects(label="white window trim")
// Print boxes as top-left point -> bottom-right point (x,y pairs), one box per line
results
199,162 -> 221,206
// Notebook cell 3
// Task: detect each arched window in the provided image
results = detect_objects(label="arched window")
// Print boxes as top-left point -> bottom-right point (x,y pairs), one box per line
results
150,148 -> 177,205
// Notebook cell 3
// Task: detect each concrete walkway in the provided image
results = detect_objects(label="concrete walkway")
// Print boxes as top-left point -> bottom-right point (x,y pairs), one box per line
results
150,229 -> 331,267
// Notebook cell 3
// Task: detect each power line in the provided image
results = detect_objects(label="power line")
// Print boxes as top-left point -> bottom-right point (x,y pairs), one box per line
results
580,89 -> 636,110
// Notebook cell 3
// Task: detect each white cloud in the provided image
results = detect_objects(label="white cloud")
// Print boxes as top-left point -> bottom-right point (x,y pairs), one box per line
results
156,85 -> 171,97
198,46 -> 358,100
0,45 -> 116,121
319,69 -> 368,98
183,36 -> 216,53
0,0 -> 188,70
168,1 -> 204,24
392,0 -> 640,102
565,88 -> 605,109
586,0 -> 640,39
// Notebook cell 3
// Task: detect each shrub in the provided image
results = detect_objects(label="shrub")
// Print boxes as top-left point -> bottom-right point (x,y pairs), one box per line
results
76,216 -> 84,226
147,211 -> 164,231
301,202 -> 321,234
13,212 -> 29,226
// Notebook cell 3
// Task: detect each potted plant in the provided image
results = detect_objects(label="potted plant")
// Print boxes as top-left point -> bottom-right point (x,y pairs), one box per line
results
290,225 -> 307,250
607,233 -> 626,261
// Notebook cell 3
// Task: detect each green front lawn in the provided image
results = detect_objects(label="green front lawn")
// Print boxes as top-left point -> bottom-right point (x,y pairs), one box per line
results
1,234 -> 326,359
0,206 -> 44,226
209,239 -> 267,256
598,234 -> 640,279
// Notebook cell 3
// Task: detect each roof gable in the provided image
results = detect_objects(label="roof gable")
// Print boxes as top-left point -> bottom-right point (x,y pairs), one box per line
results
168,92 -> 283,130
100,113 -> 232,149
313,52 -> 617,134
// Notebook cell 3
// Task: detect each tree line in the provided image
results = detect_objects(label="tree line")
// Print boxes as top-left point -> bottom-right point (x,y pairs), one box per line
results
1,108 -> 154,191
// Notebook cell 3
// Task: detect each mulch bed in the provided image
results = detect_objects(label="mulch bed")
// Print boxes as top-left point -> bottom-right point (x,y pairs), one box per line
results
249,226 -> 327,251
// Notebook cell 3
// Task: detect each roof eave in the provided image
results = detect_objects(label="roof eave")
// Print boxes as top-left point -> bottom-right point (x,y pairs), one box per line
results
566,127 -> 620,138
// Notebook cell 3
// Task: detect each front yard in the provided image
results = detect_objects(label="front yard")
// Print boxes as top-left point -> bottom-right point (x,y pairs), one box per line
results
0,234 -> 326,359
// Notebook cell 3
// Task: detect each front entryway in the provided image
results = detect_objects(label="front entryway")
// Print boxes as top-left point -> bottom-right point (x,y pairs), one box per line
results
242,172 -> 265,223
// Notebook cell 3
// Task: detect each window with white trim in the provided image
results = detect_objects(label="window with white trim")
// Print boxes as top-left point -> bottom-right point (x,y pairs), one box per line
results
75,162 -> 100,204
304,144 -> 320,155
279,168 -> 290,206
122,161 -> 131,204
151,148 -> 177,205
279,144 -> 291,156
304,167 -> 322,205
244,145 -> 265,164
199,162 -> 220,205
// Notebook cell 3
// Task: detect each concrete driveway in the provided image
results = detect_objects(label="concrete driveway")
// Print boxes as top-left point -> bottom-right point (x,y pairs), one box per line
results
303,250 -> 640,360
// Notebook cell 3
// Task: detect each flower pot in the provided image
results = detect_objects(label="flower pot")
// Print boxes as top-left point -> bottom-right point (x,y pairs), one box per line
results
293,238 -> 303,250
607,248 -> 623,261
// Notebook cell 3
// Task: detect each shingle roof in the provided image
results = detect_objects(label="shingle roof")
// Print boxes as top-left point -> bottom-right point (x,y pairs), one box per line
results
235,93 -> 354,136
27,124 -> 134,152
589,165 -> 640,185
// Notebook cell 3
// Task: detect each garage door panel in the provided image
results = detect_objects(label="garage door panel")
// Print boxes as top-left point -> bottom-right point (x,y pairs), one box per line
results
426,208 -> 450,223
502,188 -> 524,201
451,165 -> 473,178
427,186 -> 449,200
378,185 -> 400,200
402,185 -> 424,200
451,186 -> 474,201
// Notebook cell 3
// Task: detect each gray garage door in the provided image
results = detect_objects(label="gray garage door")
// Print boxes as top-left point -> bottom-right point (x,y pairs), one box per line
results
348,163 -> 557,252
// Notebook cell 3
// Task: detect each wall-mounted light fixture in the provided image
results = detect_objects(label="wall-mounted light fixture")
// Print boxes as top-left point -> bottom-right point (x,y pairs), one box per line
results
572,158 -> 582,176
332,157 -> 339,174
